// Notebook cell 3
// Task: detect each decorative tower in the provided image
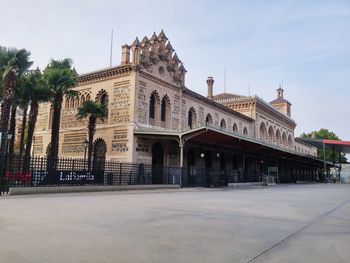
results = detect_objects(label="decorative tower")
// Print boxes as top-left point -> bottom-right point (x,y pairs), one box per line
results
270,85 -> 292,117
207,77 -> 214,100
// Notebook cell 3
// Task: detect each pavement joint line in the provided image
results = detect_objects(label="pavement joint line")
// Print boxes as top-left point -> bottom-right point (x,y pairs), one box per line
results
245,198 -> 350,263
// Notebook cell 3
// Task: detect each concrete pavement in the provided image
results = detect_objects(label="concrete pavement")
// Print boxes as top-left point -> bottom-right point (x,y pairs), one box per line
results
1,184 -> 350,263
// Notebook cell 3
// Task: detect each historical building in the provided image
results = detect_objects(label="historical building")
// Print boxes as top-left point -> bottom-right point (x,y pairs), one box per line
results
33,30 -> 322,185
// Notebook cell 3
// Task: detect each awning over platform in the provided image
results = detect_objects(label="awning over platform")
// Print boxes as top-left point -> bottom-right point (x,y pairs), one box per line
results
296,138 -> 350,154
134,125 -> 330,167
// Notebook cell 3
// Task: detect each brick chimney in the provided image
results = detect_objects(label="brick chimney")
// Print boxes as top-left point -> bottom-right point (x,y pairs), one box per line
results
121,44 -> 130,65
206,77 -> 214,100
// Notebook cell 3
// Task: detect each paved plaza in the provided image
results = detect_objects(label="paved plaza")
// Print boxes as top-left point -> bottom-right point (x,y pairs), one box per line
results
1,184 -> 350,263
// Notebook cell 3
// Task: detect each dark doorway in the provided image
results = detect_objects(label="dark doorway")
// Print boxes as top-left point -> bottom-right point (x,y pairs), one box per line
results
152,143 -> 164,184
205,150 -> 212,186
93,139 -> 107,171
187,148 -> 195,186
219,153 -> 228,186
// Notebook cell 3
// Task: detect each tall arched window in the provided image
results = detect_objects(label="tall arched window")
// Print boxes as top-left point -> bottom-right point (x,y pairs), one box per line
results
75,96 -> 80,107
220,119 -> 226,130
275,129 -> 281,144
188,107 -> 197,129
288,135 -> 293,148
149,93 -> 156,119
233,123 -> 238,132
259,122 -> 267,141
149,91 -> 160,126
161,98 -> 166,122
160,95 -> 170,128
268,126 -> 274,143
96,90 -> 109,121
282,132 -> 287,146
243,127 -> 248,135
81,95 -> 85,105
205,113 -> 213,125
65,98 -> 70,108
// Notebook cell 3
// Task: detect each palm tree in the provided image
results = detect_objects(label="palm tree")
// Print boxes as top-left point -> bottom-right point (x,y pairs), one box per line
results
44,59 -> 77,161
0,47 -> 32,155
21,69 -> 52,171
77,100 -> 107,168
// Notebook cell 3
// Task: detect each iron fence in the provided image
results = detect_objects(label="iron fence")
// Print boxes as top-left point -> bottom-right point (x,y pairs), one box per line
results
0,155 -> 181,191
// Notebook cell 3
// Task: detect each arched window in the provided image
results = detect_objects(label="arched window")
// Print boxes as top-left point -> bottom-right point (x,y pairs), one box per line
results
86,94 -> 90,101
259,122 -> 267,141
65,98 -> 70,108
288,135 -> 293,148
149,91 -> 160,126
275,129 -> 281,144
205,113 -> 213,125
243,127 -> 248,135
99,93 -> 108,105
220,119 -> 226,130
268,126 -> 274,143
149,93 -> 156,119
81,95 -> 85,105
282,132 -> 287,146
75,96 -> 80,107
70,98 -> 75,108
188,107 -> 197,129
233,123 -> 238,132
161,98 -> 166,122
160,95 -> 170,128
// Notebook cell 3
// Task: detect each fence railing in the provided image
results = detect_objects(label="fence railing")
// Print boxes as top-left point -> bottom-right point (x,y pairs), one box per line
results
0,155 -> 181,190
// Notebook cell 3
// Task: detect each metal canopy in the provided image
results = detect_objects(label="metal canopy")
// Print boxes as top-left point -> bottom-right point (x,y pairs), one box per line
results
296,138 -> 350,154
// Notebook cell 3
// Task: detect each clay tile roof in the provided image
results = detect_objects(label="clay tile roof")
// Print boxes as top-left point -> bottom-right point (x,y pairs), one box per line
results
213,93 -> 245,101
270,98 -> 291,104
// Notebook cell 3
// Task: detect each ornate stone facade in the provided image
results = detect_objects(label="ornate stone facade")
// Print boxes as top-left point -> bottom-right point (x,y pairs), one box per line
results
33,30 -> 317,165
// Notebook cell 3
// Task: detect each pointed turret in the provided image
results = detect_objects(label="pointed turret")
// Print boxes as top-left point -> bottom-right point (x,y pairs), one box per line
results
158,29 -> 168,41
179,63 -> 187,73
166,41 -> 174,51
150,32 -> 158,43
131,37 -> 141,47
141,36 -> 150,46
172,52 -> 180,63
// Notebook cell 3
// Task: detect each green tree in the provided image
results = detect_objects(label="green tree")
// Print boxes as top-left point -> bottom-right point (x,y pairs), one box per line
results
44,59 -> 77,161
301,128 -> 347,163
0,47 -> 32,154
21,69 -> 52,171
77,100 -> 107,167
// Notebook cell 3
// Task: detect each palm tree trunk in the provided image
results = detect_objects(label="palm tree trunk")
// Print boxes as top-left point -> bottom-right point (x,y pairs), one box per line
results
87,116 -> 96,170
23,101 -> 39,172
8,104 -> 17,156
19,102 -> 29,157
49,96 -> 62,162
0,70 -> 16,156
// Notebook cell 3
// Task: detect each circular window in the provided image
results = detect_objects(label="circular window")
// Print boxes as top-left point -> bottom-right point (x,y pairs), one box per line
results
159,66 -> 164,75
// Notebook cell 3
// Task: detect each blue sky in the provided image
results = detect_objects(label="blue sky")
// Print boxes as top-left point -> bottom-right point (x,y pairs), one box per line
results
1,0 -> 349,141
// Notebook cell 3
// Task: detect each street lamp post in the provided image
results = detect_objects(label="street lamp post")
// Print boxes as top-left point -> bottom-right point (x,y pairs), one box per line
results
7,131 -> 13,156
83,140 -> 88,170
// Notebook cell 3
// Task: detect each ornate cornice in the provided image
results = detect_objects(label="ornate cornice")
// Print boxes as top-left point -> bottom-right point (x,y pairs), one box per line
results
77,65 -> 134,85
138,69 -> 182,91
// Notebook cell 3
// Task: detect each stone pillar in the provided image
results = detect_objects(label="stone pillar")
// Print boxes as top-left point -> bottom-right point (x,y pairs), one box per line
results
179,142 -> 184,188
206,77 -> 214,100
121,44 -> 130,65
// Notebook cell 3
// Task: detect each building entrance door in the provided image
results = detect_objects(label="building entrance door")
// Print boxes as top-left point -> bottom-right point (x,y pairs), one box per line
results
152,143 -> 164,184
